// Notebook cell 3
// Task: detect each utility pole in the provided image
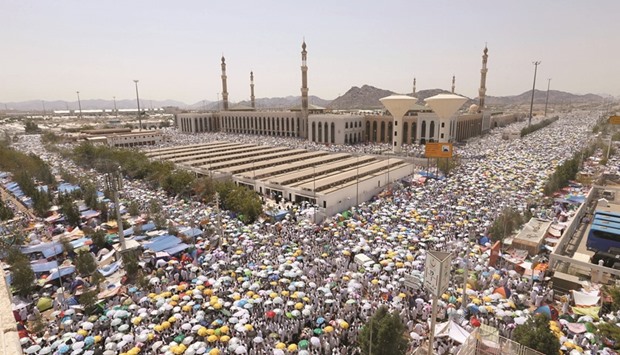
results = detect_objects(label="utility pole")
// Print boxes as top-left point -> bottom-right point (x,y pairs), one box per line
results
113,96 -> 118,118
133,80 -> 142,131
544,78 -> 552,117
528,61 -> 541,127
106,168 -> 126,251
76,91 -> 83,120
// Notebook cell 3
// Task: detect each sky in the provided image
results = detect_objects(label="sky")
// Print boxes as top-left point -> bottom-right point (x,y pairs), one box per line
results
2,0 -> 619,105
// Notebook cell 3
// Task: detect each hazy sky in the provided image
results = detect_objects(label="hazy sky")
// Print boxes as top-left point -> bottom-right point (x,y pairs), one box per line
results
2,0 -> 618,104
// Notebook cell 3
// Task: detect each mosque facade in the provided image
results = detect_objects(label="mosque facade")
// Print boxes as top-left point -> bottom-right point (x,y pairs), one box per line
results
177,43 -> 504,144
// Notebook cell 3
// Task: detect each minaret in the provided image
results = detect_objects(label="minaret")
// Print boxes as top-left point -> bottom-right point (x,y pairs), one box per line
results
250,71 -> 256,109
451,75 -> 456,94
300,40 -> 309,138
412,77 -> 416,96
221,56 -> 229,111
479,45 -> 488,111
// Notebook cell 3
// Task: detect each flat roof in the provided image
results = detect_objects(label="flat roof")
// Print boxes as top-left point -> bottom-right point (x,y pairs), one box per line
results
183,147 -> 288,166
240,153 -> 353,180
218,151 -> 329,174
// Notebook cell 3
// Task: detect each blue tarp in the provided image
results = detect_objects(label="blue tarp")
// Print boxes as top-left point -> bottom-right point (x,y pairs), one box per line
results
98,261 -> 120,277
143,235 -> 182,252
37,185 -> 48,193
179,227 -> 202,238
21,242 -> 63,257
123,228 -> 134,237
164,243 -> 190,255
141,223 -> 156,232
70,237 -> 90,249
31,260 -> 59,273
45,266 -> 76,281
58,183 -> 80,194
81,210 -> 100,219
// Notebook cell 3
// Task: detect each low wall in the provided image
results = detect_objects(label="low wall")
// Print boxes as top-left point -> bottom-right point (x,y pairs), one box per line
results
0,268 -> 22,355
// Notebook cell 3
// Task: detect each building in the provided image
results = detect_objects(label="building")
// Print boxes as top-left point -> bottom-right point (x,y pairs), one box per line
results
177,44 -> 496,144
79,128 -> 166,147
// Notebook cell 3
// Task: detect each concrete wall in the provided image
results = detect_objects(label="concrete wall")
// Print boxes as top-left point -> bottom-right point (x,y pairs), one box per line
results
0,270 -> 22,355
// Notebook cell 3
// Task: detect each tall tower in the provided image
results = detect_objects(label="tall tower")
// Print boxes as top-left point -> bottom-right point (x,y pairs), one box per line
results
413,77 -> 416,95
451,75 -> 456,94
479,45 -> 488,111
300,40 -> 309,138
250,71 -> 256,109
221,56 -> 229,111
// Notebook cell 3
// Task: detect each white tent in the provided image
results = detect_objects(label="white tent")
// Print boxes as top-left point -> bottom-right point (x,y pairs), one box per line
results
433,320 -> 470,344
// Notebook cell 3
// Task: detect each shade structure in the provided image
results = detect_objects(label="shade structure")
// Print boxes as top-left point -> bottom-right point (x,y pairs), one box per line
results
379,95 -> 418,153
424,94 -> 467,142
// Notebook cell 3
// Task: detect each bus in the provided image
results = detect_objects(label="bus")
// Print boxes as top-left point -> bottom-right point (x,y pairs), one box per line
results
587,224 -> 620,252
593,214 -> 620,224
592,218 -> 620,229
594,210 -> 620,219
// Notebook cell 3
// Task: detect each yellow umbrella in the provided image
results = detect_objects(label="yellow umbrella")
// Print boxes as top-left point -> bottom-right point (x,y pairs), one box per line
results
287,344 -> 298,352
220,326 -> 230,334
281,291 -> 290,297
275,342 -> 286,349
220,335 -> 230,342
340,321 -> 349,329
128,347 -> 140,355
244,324 -> 254,331
269,292 -> 278,299
168,316 -> 177,323
295,302 -> 303,310
77,329 -> 88,337
209,349 -> 221,355
94,336 -> 102,343
207,335 -> 218,342
324,326 -> 334,333
182,305 -> 191,312
213,303 -> 222,310
162,321 -> 171,329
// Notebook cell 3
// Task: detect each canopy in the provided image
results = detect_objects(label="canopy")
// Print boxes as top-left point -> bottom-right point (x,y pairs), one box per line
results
433,320 -> 470,344
31,260 -> 59,273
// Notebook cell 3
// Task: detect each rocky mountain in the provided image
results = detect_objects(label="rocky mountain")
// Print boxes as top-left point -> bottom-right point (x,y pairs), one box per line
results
327,85 -> 394,110
204,95 -> 332,110
485,90 -> 604,106
326,85 -> 476,110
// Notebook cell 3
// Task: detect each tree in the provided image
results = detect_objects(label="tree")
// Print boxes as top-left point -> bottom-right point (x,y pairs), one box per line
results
358,306 -> 409,355
513,314 -> 560,355
91,229 -> 107,250
78,289 -> 100,315
6,249 -> 35,297
61,199 -> 81,227
75,250 -> 98,277
603,285 -> 620,312
0,197 -> 14,221
128,201 -> 140,216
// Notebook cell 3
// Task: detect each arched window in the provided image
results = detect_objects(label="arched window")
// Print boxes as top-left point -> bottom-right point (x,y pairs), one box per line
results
380,121 -> 386,143
403,122 -> 408,145
429,121 -> 435,138
324,122 -> 328,143
366,121 -> 371,142
388,122 -> 393,143
312,122 -> 316,142
330,122 -> 335,143
412,122 -> 417,144
421,121 -> 426,140
317,121 -> 322,142
344,134 -> 348,144
372,121 -> 377,142
345,122 -> 348,129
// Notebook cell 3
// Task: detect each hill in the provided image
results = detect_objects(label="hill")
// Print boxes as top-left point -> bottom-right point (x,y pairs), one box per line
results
327,85 -> 475,110
485,90 -> 603,106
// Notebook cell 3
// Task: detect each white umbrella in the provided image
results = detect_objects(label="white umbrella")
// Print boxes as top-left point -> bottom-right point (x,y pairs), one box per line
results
253,336 -> 263,343
235,346 -> 247,354
24,345 -> 41,354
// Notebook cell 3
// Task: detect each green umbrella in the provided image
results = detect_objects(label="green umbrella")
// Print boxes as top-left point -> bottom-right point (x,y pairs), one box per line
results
174,334 -> 186,343
298,340 -> 309,349
313,328 -> 323,335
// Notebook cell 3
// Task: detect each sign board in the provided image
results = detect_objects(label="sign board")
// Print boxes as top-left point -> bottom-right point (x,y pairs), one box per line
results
425,142 -> 453,158
423,250 -> 452,296
610,116 -> 620,125
404,274 -> 422,289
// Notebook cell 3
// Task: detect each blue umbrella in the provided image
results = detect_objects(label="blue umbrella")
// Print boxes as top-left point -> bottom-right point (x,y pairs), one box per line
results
58,345 -> 70,354
316,317 -> 325,325
84,336 -> 95,346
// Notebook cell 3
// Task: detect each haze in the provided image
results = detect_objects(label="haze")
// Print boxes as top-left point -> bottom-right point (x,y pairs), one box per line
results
1,0 -> 618,104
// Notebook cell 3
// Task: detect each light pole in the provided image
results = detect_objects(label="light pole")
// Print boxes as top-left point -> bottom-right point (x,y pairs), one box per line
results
528,61 -> 541,127
76,91 -> 83,120
133,80 -> 142,131
356,155 -> 360,206
544,78 -> 552,117
113,96 -> 118,118
462,228 -> 475,311
313,165 -> 316,224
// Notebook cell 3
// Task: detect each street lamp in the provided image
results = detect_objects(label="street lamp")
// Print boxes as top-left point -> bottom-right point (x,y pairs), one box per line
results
544,78 -> 552,117
528,61 -> 541,127
462,228 -> 475,311
134,80 -> 142,131
76,91 -> 83,120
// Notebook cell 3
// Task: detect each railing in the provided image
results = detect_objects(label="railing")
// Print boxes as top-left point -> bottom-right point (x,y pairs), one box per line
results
456,326 -> 544,355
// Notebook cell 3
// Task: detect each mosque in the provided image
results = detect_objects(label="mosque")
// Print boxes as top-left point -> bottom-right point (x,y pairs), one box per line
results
176,42 -> 519,145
